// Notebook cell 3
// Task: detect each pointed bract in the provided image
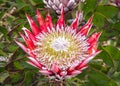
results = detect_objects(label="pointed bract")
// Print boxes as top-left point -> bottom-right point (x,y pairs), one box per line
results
15,40 -> 28,53
52,63 -> 60,73
79,16 -> 93,36
26,14 -> 40,35
70,12 -> 81,29
87,32 -> 101,46
45,12 -> 53,29
39,70 -> 53,75
27,57 -> 42,69
22,27 -> 36,41
19,32 -> 35,50
57,7 -> 65,28
75,51 -> 101,70
36,9 -> 47,32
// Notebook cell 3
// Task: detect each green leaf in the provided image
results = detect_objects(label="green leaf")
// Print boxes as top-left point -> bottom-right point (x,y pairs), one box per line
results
112,72 -> 120,85
21,61 -> 38,70
83,0 -> 98,16
16,0 -> 28,11
96,5 -> 118,19
88,68 -> 118,86
0,26 -> 8,36
96,50 -> 114,67
103,46 -> 120,60
22,71 -> 35,86
10,72 -> 23,84
0,49 -> 7,56
93,12 -> 105,27
0,72 -> 9,83
14,61 -> 23,70
113,22 -> 120,32
29,0 -> 37,6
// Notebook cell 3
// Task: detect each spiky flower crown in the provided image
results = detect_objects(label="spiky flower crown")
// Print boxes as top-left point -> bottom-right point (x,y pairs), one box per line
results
16,8 -> 101,80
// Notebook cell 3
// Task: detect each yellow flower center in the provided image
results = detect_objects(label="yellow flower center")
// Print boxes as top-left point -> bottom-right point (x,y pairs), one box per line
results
33,27 -> 89,70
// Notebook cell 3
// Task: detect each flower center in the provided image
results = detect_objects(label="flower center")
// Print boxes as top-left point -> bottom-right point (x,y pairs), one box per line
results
33,27 -> 89,70
50,37 -> 70,52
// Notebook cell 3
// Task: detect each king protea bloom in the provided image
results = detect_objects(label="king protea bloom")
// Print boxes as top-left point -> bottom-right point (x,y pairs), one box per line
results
115,0 -> 120,7
43,0 -> 85,14
16,8 -> 101,80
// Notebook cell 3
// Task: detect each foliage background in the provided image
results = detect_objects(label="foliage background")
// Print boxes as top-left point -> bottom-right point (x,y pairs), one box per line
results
0,0 -> 120,86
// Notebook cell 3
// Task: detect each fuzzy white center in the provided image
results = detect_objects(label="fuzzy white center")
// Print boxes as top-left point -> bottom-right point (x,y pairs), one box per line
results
34,27 -> 89,70
50,37 -> 70,52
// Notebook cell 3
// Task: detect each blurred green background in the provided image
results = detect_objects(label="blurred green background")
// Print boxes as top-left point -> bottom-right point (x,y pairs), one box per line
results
0,0 -> 120,86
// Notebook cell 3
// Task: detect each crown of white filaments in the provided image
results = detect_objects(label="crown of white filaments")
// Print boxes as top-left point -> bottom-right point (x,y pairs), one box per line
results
50,37 -> 70,52
33,27 -> 89,70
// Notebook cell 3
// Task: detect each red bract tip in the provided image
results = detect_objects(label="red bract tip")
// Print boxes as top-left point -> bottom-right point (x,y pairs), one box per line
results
36,9 -> 47,32
75,51 -> 101,70
57,7 -> 65,28
52,63 -> 60,73
27,57 -> 42,69
15,40 -> 28,53
87,32 -> 102,46
79,16 -> 93,36
19,32 -> 35,50
22,27 -> 36,41
70,11 -> 81,29
45,12 -> 53,29
26,13 -> 40,35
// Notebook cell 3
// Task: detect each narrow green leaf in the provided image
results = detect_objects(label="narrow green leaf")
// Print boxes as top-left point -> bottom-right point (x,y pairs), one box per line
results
103,46 -> 120,60
88,67 -> 118,86
0,72 -> 9,83
96,5 -> 118,19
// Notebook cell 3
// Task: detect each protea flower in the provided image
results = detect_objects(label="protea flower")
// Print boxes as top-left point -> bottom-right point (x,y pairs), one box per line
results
43,0 -> 85,14
16,8 -> 101,80
115,0 -> 120,7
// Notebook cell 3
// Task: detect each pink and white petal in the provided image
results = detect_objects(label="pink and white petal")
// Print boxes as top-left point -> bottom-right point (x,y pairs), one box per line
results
76,50 -> 101,70
57,7 -> 65,29
86,16 -> 93,25
78,16 -> 93,36
78,24 -> 93,36
15,40 -> 28,53
60,71 -> 67,76
55,74 -> 63,80
83,50 -> 101,64
51,63 -> 60,73
36,9 -> 47,32
88,44 -> 98,54
87,32 -> 102,46
39,70 -> 53,75
19,32 -> 35,50
70,11 -> 80,29
27,60 -> 40,69
27,57 -> 42,69
67,64 -> 76,72
45,12 -> 53,29
15,40 -> 35,57
79,65 -> 88,71
69,70 -> 82,75
22,27 -> 36,41
72,70 -> 82,75
26,13 -> 40,35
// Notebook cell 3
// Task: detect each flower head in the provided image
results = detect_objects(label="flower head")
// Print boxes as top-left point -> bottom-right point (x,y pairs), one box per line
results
115,0 -> 120,7
16,8 -> 101,80
43,0 -> 85,14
